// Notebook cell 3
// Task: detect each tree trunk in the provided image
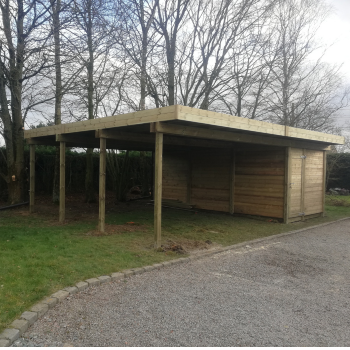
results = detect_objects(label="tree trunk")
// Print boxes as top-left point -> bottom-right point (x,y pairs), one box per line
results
51,0 -> 62,204
85,0 -> 96,203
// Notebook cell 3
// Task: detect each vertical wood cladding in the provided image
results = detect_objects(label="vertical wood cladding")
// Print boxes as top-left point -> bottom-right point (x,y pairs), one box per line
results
234,149 -> 285,218
289,148 -> 324,219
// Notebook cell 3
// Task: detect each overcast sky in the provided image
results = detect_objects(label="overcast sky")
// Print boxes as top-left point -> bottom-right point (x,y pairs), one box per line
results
319,0 -> 350,81
315,0 -> 350,127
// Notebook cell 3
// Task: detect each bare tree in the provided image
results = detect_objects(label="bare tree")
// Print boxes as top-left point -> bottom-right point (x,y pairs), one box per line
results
154,0 -> 191,106
176,0 -> 272,111
261,0 -> 349,131
70,0 -> 118,202
0,0 -> 52,204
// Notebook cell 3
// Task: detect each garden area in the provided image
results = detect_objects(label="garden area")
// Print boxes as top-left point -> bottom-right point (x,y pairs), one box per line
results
1,193 -> 350,333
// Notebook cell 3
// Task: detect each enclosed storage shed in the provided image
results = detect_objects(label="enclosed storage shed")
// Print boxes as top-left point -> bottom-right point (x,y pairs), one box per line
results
24,105 -> 344,247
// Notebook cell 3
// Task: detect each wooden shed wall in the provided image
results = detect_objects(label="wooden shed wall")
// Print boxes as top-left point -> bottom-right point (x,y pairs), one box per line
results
289,148 -> 324,220
162,146 -> 324,220
162,148 -> 231,212
162,149 -> 189,203
234,149 -> 285,218
304,149 -> 324,215
190,148 -> 231,212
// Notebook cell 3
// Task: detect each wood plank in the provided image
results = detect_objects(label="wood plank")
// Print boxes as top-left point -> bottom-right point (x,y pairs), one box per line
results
235,188 -> 284,197
284,147 -> 291,223
235,175 -> 285,184
155,122 -> 333,151
154,132 -> 163,249
301,149 -> 306,221
187,151 -> 192,204
25,106 -> 176,138
178,106 -> 344,144
289,213 -> 322,222
29,145 -> 35,214
191,189 -> 230,201
59,142 -> 65,223
322,151 -> 326,217
229,150 -> 235,214
98,138 -> 106,233
236,167 -> 285,176
235,195 -> 284,206
234,202 -> 284,218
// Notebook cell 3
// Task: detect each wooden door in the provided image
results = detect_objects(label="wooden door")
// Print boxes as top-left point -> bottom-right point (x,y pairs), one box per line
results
289,148 -> 303,218
304,150 -> 324,215
289,148 -> 325,220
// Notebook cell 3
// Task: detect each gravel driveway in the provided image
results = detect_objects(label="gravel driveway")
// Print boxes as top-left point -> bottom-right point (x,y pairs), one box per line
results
14,219 -> 350,346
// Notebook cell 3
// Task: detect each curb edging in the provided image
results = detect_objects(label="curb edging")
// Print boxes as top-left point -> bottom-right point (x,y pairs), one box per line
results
1,216 -> 349,347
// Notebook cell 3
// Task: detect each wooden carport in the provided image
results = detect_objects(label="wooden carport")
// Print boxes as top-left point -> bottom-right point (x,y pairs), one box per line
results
24,105 -> 344,248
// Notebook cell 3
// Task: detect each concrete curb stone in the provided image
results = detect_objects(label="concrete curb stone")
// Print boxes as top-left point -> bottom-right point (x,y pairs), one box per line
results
85,278 -> 100,287
123,270 -> 135,278
64,286 -> 79,295
143,265 -> 155,272
30,303 -> 48,318
20,311 -> 37,325
152,263 -> 163,269
4,216 -> 349,347
98,276 -> 111,284
0,338 -> 11,347
0,328 -> 20,342
9,319 -> 29,335
132,268 -> 145,275
111,273 -> 124,281
41,297 -> 58,309
51,290 -> 69,302
75,281 -> 89,291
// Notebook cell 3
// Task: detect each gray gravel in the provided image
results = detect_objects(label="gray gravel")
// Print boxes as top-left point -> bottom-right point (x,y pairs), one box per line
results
16,219 -> 350,346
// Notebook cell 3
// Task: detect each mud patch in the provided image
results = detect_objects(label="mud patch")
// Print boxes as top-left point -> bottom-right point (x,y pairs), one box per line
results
85,223 -> 149,236
160,239 -> 221,254
263,248 -> 326,278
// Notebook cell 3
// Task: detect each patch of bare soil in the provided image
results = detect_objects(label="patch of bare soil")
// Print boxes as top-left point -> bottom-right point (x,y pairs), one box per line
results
159,239 -> 221,254
85,222 -> 149,236
1,193 -> 153,224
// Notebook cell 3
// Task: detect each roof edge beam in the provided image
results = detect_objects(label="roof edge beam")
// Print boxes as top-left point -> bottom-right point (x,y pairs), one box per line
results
153,122 -> 332,151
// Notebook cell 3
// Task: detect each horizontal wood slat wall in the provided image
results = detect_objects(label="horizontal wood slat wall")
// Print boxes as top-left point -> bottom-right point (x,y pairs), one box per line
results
234,149 -> 285,218
162,150 -> 189,203
162,146 -> 323,220
162,148 -> 231,212
190,148 -> 231,211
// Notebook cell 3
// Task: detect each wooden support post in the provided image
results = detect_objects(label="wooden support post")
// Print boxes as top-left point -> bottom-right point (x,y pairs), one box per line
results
283,147 -> 291,223
229,149 -> 235,215
322,150 -> 327,217
154,132 -> 163,249
98,138 -> 107,233
29,145 -> 35,213
151,151 -> 155,200
59,141 -> 66,223
187,150 -> 192,204
301,149 -> 306,222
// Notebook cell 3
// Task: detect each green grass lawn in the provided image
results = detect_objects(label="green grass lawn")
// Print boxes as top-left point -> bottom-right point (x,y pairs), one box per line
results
1,196 -> 350,332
